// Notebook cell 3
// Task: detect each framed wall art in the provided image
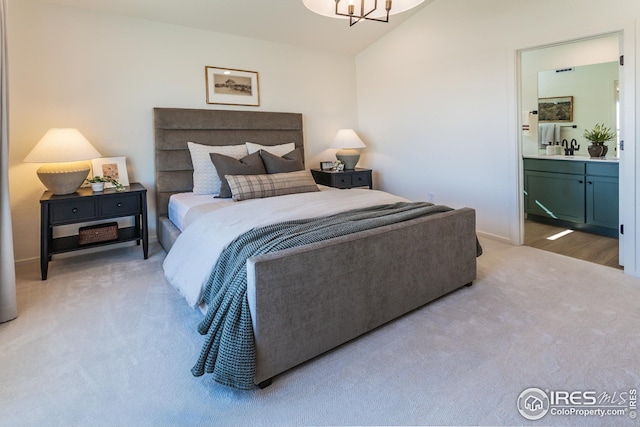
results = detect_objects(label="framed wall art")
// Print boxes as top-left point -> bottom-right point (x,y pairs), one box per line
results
538,96 -> 573,122
91,156 -> 129,188
205,66 -> 260,106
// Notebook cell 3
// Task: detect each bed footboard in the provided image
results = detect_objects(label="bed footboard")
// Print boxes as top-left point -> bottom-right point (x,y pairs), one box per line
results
246,207 -> 477,386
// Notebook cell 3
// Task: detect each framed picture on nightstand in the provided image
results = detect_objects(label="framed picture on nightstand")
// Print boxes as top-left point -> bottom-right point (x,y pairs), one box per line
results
91,156 -> 129,188
320,161 -> 334,171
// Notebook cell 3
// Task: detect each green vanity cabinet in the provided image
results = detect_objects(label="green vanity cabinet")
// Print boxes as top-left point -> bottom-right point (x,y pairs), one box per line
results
523,158 -> 619,237
524,170 -> 585,222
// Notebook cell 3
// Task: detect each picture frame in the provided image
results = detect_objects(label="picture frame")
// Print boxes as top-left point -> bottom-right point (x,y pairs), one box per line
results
205,66 -> 260,106
91,156 -> 129,188
320,161 -> 334,171
538,96 -> 573,122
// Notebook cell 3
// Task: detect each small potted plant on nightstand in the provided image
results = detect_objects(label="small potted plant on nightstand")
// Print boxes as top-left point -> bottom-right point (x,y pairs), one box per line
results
85,175 -> 125,192
583,123 -> 616,158
86,175 -> 111,192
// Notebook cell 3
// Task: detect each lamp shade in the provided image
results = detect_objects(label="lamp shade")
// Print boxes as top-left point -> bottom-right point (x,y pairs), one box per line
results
331,129 -> 366,149
303,0 -> 426,19
24,128 -> 102,195
24,128 -> 101,163
331,129 -> 366,170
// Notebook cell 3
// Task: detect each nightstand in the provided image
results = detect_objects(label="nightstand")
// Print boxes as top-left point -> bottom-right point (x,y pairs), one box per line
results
310,168 -> 373,189
39,183 -> 148,280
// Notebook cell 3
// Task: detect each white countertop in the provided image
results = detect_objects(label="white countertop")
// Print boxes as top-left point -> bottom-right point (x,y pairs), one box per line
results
523,154 -> 619,163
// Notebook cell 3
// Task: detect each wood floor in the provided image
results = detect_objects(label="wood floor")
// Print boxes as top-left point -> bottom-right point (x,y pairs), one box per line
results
524,219 -> 621,269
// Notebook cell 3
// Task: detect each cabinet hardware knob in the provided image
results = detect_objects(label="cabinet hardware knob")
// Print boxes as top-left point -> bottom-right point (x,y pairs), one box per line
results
117,202 -> 123,207
578,180 -> 584,184
72,208 -> 78,213
588,181 -> 593,185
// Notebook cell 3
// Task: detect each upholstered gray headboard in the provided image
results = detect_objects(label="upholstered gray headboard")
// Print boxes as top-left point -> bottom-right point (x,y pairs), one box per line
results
153,108 -> 304,224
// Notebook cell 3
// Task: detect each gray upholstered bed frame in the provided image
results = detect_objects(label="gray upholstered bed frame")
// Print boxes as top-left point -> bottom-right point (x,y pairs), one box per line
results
153,108 -> 477,388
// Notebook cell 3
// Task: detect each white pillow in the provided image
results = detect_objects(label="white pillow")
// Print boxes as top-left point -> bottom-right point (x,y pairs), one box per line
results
187,142 -> 248,195
246,142 -> 296,157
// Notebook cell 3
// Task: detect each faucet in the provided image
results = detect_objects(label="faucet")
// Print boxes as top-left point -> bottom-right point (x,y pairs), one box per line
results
570,138 -> 580,155
563,138 -> 580,156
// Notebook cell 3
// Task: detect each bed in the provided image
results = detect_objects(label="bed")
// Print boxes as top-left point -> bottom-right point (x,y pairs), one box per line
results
154,107 -> 479,389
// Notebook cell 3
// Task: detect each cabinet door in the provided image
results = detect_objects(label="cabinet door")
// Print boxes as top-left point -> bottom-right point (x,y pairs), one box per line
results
524,171 -> 585,223
586,175 -> 619,230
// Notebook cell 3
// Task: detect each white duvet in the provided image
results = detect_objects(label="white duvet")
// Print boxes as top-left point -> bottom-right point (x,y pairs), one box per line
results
162,187 -> 410,308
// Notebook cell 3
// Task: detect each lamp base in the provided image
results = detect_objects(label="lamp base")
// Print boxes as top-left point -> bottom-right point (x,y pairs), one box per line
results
335,149 -> 360,170
37,161 -> 91,195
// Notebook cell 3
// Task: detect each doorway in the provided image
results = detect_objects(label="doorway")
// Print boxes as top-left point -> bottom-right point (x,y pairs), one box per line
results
518,33 -> 624,269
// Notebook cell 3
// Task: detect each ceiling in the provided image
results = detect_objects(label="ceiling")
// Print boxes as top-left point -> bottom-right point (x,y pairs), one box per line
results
40,0 -> 433,55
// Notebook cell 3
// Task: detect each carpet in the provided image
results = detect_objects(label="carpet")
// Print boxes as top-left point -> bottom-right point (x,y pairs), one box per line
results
0,238 -> 638,426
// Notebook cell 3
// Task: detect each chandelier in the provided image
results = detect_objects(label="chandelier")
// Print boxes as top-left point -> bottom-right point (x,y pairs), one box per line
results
303,0 -> 426,26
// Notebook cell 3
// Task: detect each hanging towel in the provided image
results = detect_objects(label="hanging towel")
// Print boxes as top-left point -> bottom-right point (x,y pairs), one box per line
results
539,123 -> 559,146
522,112 -> 531,135
522,111 -> 538,137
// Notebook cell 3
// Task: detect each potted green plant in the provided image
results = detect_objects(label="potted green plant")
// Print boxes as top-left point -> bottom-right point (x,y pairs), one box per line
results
85,175 -> 111,192
85,175 -> 125,192
583,123 -> 616,158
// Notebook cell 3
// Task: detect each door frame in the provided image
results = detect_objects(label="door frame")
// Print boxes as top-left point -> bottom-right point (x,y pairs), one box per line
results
510,24 -> 637,277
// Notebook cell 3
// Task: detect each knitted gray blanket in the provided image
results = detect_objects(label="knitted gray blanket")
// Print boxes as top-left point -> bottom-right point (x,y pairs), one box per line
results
191,201 -> 453,390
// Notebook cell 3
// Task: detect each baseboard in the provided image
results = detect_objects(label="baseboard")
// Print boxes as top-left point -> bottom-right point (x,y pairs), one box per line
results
476,230 -> 513,245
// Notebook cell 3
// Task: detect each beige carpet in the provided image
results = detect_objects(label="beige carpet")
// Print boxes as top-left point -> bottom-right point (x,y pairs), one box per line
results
1,238 -> 639,426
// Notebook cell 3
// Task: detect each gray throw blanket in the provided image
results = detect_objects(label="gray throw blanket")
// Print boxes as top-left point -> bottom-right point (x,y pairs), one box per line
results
191,202 -> 455,390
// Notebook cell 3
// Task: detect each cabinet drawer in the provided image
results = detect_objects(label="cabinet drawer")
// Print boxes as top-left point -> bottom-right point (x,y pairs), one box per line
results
351,172 -> 371,187
99,194 -> 140,216
524,158 -> 584,174
586,162 -> 618,177
332,175 -> 352,188
50,200 -> 96,224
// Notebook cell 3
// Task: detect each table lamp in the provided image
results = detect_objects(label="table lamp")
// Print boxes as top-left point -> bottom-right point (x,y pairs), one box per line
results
331,129 -> 366,170
24,128 -> 102,195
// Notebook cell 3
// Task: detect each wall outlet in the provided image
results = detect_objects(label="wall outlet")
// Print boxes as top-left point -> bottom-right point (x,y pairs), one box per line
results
428,192 -> 435,203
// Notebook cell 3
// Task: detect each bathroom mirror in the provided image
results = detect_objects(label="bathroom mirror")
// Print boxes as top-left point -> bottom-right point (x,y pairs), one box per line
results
536,61 -> 619,156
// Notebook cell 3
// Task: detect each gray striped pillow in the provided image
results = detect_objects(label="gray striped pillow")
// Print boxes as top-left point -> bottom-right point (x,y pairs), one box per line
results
225,170 -> 319,201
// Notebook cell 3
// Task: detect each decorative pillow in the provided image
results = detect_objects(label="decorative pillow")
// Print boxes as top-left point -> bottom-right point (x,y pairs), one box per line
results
187,142 -> 248,195
245,142 -> 296,157
210,152 -> 267,198
259,148 -> 304,174
226,170 -> 319,201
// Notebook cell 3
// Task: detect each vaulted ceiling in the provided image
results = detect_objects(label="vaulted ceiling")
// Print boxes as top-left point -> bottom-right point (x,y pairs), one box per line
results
40,0 -> 432,55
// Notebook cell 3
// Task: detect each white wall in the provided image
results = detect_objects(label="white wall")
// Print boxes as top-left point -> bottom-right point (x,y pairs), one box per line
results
8,0 -> 358,262
355,0 -> 640,245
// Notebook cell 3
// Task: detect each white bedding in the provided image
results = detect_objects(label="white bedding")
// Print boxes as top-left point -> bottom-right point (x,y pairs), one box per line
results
163,187 -> 410,308
168,192 -> 234,231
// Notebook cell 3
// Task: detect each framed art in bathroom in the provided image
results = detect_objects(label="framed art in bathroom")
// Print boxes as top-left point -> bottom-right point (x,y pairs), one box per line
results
205,66 -> 260,106
538,96 -> 573,122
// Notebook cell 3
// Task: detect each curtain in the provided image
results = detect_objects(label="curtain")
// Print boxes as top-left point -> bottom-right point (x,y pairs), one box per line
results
0,0 -> 16,323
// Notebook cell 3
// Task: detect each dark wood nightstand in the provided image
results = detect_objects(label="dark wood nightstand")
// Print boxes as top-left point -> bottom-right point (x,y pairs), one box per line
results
310,168 -> 373,189
39,183 -> 148,280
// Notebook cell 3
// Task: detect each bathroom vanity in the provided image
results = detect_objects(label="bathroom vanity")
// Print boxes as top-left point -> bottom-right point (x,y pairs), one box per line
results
523,155 -> 619,237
